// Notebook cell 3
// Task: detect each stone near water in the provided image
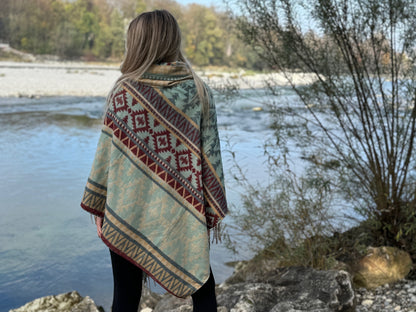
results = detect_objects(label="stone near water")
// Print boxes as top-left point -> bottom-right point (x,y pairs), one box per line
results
139,288 -> 163,311
354,246 -> 413,289
217,283 -> 277,312
151,294 -> 191,312
356,279 -> 416,312
9,291 -> 102,312
262,267 -> 355,312
361,299 -> 374,306
12,273 -> 416,312
252,107 -> 263,112
143,266 -> 355,312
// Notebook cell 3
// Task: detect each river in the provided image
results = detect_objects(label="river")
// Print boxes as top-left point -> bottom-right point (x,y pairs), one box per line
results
0,89 -> 283,311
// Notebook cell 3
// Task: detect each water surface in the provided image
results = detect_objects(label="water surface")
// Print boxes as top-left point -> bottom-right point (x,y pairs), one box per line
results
0,91 -> 274,311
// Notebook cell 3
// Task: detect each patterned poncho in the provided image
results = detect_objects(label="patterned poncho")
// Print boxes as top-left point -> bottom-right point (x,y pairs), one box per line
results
81,62 -> 227,297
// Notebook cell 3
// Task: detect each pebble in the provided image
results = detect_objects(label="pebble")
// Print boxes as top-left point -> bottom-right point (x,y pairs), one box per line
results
362,299 -> 374,306
356,280 -> 416,312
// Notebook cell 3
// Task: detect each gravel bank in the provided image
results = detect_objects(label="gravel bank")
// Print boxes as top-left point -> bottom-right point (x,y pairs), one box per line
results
0,61 -> 120,97
0,61 -> 316,98
356,279 -> 416,312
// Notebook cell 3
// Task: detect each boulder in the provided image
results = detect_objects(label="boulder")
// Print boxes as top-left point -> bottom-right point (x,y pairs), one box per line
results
264,267 -> 355,312
139,288 -> 163,310
218,267 -> 354,312
9,291 -> 103,312
353,246 -> 413,289
151,267 -> 355,312
225,258 -> 282,285
152,294 -> 191,312
217,282 -> 278,312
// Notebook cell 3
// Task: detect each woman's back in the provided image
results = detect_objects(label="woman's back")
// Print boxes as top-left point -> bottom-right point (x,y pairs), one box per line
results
81,10 -> 227,311
82,61 -> 227,297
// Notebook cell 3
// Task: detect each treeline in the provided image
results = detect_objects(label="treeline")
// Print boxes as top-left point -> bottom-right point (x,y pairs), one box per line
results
0,0 -> 265,69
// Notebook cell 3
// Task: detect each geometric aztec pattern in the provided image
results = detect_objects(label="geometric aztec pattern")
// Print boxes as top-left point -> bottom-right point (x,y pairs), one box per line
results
81,62 -> 228,297
101,207 -> 201,297
127,81 -> 227,221
105,82 -> 227,227
81,188 -> 105,217
104,110 -> 206,215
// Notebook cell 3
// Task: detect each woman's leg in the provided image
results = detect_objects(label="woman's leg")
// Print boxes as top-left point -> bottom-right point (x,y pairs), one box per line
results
110,249 -> 143,312
191,269 -> 217,312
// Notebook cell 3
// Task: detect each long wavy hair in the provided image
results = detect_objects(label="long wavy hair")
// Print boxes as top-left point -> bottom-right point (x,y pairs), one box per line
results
107,10 -> 209,116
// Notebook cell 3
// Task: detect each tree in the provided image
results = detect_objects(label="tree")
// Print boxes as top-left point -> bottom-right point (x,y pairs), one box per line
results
183,4 -> 225,66
93,8 -> 125,59
53,2 -> 82,58
111,0 -> 147,19
227,0 -> 416,261
69,0 -> 100,52
0,0 -> 12,42
220,13 -> 269,69
7,0 -> 64,54
147,0 -> 182,16
1,0 -> 265,67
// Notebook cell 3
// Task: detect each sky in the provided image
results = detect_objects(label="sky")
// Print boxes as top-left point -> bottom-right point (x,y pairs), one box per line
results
177,0 -> 225,9
177,0 -> 215,5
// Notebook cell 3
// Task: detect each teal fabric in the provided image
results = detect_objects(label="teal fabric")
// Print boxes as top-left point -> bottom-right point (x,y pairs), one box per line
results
81,62 -> 227,297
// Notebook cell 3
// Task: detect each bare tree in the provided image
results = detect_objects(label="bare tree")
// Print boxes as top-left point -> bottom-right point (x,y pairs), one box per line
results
227,0 -> 416,259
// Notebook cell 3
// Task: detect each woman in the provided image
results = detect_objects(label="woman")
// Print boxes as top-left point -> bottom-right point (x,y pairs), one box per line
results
80,9 -> 227,312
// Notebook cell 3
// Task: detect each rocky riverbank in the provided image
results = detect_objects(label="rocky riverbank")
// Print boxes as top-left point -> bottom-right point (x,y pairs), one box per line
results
7,242 -> 415,312
0,61 -> 316,98
10,271 -> 416,312
355,279 -> 416,312
9,291 -> 104,312
10,244 -> 416,312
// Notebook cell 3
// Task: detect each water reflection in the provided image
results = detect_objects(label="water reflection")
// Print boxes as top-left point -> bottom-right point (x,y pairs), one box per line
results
0,94 -> 272,311
0,96 -> 111,311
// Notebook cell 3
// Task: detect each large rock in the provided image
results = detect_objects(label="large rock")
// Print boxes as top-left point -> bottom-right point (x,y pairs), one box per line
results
139,288 -> 163,311
149,267 -> 355,312
353,246 -> 413,289
152,294 -> 191,312
217,282 -> 278,312
218,267 -> 355,312
224,239 -> 287,285
267,267 -> 354,312
9,291 -> 103,312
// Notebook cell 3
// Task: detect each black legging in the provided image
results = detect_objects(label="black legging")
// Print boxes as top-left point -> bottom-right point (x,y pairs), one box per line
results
110,249 -> 217,312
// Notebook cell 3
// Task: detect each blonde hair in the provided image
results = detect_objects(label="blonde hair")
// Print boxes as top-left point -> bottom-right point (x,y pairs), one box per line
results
107,10 -> 210,116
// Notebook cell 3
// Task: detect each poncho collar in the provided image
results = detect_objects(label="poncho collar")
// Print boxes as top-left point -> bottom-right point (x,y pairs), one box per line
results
137,61 -> 193,87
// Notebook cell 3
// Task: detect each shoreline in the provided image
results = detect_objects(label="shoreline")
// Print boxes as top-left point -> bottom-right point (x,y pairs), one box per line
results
0,61 -> 316,98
